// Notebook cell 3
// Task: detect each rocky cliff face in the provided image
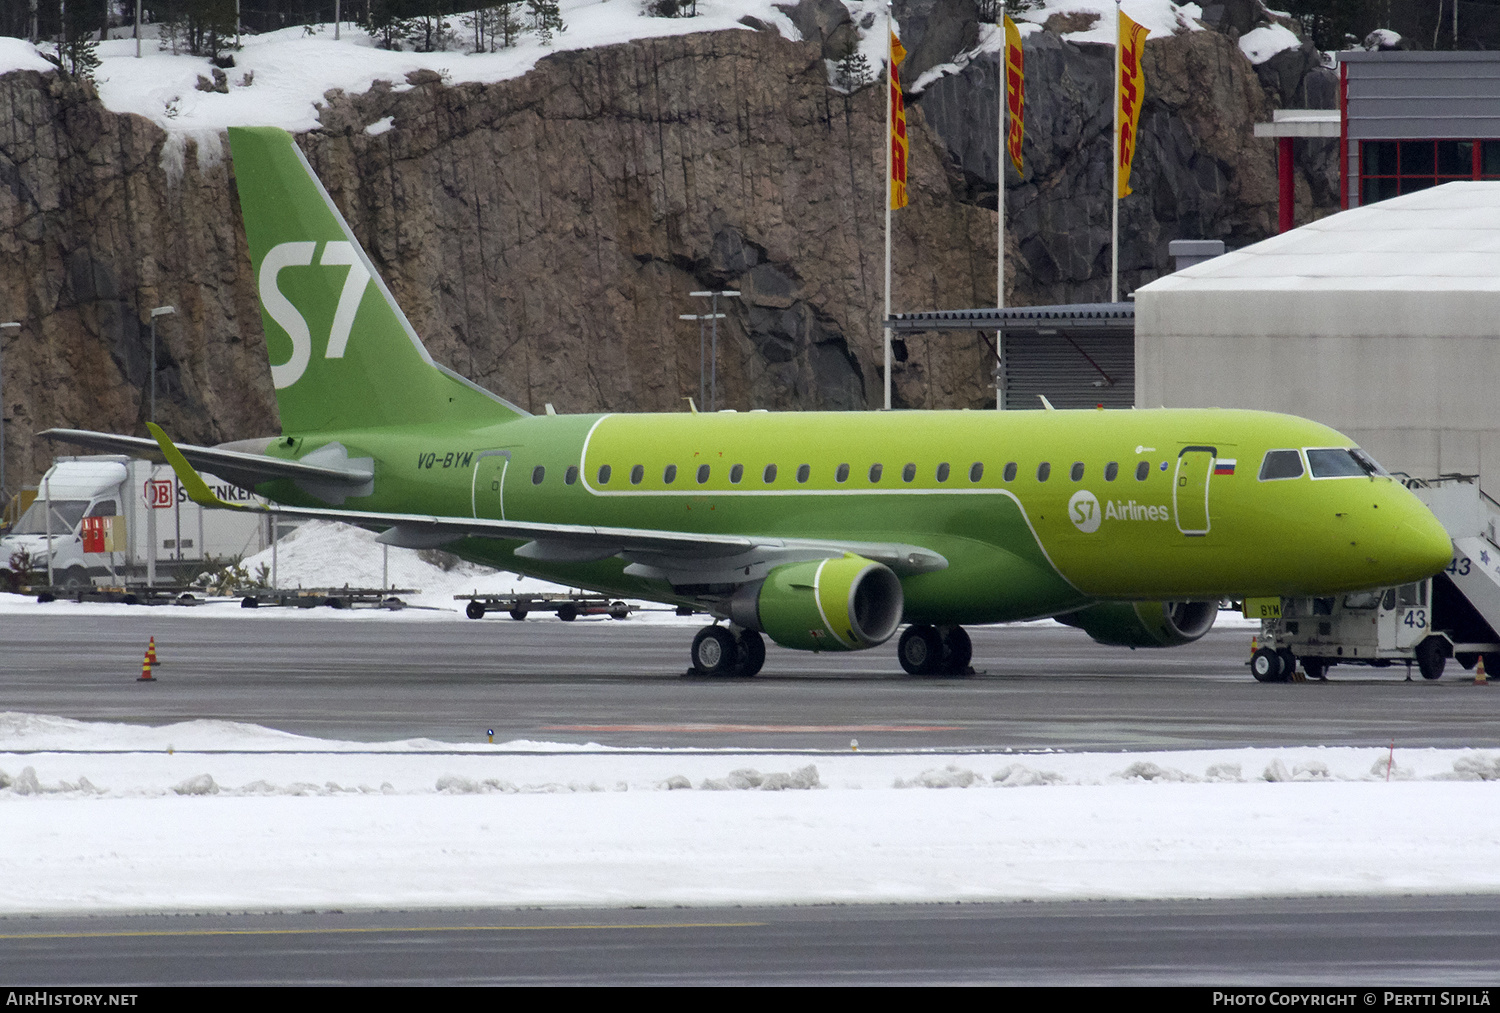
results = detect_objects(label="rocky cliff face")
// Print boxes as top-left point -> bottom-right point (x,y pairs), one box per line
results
0,9 -> 1332,491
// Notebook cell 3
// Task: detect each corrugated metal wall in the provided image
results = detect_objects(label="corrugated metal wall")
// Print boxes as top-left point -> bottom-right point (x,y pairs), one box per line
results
1004,333 -> 1135,410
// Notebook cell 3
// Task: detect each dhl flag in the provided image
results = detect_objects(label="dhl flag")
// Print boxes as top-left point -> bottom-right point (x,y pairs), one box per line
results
1117,11 -> 1148,199
1003,15 -> 1024,175
890,31 -> 909,210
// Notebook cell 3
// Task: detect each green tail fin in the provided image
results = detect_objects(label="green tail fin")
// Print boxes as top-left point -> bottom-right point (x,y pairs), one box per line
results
226,126 -> 527,433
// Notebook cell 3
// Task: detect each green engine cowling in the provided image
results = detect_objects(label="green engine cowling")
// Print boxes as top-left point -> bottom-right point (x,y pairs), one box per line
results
729,554 -> 903,651
1056,600 -> 1219,648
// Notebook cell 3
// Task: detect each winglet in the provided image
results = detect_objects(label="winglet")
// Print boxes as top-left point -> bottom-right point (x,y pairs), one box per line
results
146,422 -> 246,510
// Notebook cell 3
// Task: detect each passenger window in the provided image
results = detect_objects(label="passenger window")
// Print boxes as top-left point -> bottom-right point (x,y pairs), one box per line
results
1259,450 -> 1305,481
1037,462 -> 1051,482
763,464 -> 777,483
1135,461 -> 1149,481
730,464 -> 744,484
902,463 -> 916,482
630,465 -> 644,485
1070,462 -> 1084,482
936,463 -> 950,482
663,464 -> 677,484
971,462 -> 985,482
1002,462 -> 1015,482
796,464 -> 810,483
1104,462 -> 1118,482
565,466 -> 578,485
836,463 -> 850,483
869,463 -> 883,482
1307,448 -> 1367,479
531,465 -> 545,485
598,464 -> 611,484
694,464 -> 707,483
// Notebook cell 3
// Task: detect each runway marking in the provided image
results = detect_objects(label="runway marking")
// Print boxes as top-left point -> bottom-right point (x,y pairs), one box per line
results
543,723 -> 964,733
0,922 -> 767,942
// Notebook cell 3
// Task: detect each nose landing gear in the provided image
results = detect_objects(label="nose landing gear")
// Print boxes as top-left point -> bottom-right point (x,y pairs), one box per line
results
689,625 -> 766,677
897,624 -> 973,676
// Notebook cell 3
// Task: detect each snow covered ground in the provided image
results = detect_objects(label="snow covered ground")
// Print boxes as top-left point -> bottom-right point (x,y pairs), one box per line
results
0,711 -> 1497,915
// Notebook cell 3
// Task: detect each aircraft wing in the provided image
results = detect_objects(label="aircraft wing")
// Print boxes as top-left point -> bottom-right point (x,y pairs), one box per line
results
145,424 -> 947,583
41,428 -> 373,494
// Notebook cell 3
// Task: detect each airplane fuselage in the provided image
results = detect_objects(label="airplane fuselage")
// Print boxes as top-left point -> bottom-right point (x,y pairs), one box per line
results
255,406 -> 1452,622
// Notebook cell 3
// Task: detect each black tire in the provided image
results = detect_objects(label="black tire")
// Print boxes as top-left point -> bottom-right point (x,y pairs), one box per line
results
609,601 -> 629,620
1277,647 -> 1297,679
465,600 -> 486,620
509,608 -> 527,621
1483,653 -> 1500,679
324,597 -> 345,609
1251,647 -> 1284,683
240,597 -> 259,609
733,630 -> 766,677
690,626 -> 739,676
1416,637 -> 1448,681
60,567 -> 89,590
898,624 -> 944,676
557,604 -> 577,622
940,626 -> 973,675
1302,657 -> 1329,681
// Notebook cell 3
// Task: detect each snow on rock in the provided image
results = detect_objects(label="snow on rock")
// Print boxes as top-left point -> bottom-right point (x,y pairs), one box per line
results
1,2 -> 804,134
1238,23 -> 1300,64
1364,28 -> 1402,50
1017,0 -> 1205,46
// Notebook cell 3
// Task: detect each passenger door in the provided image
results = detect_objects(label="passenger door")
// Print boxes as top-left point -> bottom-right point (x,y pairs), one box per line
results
1173,445 -> 1216,536
471,451 -> 510,520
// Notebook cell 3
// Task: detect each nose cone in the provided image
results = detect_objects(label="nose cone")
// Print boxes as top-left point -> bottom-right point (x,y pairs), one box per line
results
1383,493 -> 1454,585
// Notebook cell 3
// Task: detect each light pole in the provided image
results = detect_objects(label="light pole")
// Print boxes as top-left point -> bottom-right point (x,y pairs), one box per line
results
148,305 -> 175,424
681,290 -> 740,412
0,321 -> 17,518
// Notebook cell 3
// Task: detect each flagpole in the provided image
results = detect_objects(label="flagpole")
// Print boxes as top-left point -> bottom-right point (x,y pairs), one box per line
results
883,4 -> 894,411
1111,0 -> 1120,304
996,2 -> 1006,411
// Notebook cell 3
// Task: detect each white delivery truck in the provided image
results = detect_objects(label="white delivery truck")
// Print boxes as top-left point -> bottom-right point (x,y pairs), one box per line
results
0,455 -> 271,587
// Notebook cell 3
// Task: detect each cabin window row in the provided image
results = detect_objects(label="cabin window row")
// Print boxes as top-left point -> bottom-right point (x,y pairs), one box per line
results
523,459 -> 1157,486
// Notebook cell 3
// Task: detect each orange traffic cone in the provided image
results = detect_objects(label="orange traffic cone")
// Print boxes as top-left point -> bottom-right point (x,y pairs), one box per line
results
137,642 -> 155,682
1477,655 -> 1488,686
145,636 -> 158,668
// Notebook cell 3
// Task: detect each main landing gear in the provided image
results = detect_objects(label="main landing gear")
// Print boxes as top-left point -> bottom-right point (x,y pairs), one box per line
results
689,625 -> 766,677
897,624 -> 973,676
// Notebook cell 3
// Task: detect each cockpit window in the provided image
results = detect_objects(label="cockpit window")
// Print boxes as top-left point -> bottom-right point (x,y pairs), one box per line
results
1307,448 -> 1369,479
1258,450 -> 1304,481
1349,448 -> 1388,476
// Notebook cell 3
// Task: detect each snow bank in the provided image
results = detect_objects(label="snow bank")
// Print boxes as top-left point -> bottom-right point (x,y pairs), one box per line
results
1,713 -> 1498,913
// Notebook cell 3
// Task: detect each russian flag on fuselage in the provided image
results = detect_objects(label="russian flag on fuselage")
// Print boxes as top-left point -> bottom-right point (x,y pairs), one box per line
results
1214,459 -> 1237,476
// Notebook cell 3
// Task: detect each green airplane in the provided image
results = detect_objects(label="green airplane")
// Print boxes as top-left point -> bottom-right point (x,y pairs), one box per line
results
47,127 -> 1454,677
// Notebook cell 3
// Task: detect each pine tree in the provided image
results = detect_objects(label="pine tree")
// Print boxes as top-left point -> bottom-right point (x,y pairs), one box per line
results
834,37 -> 872,91
526,0 -> 564,45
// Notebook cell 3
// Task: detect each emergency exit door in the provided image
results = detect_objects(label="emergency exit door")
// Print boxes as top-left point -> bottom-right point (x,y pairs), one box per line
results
1173,446 -> 1216,536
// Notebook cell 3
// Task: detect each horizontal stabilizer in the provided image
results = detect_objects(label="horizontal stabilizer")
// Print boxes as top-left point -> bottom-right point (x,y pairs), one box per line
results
42,428 -> 372,492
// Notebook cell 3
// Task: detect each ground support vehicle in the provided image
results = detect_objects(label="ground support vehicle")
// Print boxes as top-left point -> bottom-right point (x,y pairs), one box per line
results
1253,477 -> 1500,681
456,592 -> 632,622
0,456 -> 271,587
239,586 -> 413,609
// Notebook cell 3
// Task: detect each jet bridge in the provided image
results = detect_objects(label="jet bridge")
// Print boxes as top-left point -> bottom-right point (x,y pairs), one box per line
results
1252,476 -> 1500,681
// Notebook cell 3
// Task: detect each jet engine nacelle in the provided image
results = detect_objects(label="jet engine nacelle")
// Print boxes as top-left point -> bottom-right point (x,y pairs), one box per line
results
729,555 -> 903,651
1056,600 -> 1219,648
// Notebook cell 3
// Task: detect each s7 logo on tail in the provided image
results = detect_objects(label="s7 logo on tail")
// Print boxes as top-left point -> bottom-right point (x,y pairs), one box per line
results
259,240 -> 372,388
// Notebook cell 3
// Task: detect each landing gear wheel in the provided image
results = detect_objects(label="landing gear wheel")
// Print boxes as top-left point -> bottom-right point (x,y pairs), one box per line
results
1277,647 -> 1298,679
898,624 -> 944,676
939,626 -> 972,675
732,629 -> 766,677
1302,657 -> 1329,681
465,600 -> 486,620
691,625 -> 740,676
1416,637 -> 1448,681
1251,647 -> 1284,683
